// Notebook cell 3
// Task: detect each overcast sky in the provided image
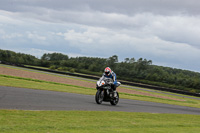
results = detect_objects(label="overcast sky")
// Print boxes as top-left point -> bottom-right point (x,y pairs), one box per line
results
0,0 -> 200,72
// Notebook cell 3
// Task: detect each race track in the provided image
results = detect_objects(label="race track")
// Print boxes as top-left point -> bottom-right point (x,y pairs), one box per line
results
1,86 -> 200,115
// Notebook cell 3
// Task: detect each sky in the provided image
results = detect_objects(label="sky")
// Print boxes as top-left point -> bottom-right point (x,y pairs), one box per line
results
0,0 -> 200,72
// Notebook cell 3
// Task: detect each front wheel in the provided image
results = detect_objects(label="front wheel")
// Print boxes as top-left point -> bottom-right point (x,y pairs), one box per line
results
110,92 -> 119,105
95,90 -> 104,104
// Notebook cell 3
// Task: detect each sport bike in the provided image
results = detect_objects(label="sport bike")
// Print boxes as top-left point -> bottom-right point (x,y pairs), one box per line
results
95,77 -> 121,105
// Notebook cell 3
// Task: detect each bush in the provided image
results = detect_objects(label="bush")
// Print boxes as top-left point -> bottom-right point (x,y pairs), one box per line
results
49,65 -> 56,70
69,68 -> 75,73
57,67 -> 63,71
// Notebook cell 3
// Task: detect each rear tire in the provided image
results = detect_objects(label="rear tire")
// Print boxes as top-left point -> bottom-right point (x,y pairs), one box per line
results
95,90 -> 104,104
110,92 -> 119,105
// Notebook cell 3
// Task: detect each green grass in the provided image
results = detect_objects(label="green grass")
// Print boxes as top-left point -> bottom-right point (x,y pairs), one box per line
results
0,74 -> 200,108
0,110 -> 200,133
0,74 -> 95,95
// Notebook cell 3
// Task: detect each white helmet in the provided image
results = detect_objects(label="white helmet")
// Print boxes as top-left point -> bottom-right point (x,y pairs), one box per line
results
104,67 -> 112,76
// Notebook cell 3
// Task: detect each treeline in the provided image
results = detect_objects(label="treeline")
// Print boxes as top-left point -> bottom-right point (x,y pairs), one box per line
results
0,49 -> 40,65
0,49 -> 200,93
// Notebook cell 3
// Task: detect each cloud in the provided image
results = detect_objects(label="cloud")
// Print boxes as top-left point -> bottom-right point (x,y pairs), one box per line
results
55,25 -> 200,63
26,31 -> 46,41
148,15 -> 200,49
1,33 -> 23,39
4,6 -> 199,52
1,0 -> 200,72
2,0 -> 200,15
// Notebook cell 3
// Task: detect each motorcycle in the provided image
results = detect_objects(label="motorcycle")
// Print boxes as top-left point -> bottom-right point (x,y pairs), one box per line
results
95,77 -> 121,105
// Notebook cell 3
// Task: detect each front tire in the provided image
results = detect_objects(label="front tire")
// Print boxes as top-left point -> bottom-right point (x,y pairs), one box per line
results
95,90 -> 104,104
110,92 -> 119,105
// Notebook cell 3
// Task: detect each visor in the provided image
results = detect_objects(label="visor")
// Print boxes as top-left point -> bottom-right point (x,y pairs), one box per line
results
105,72 -> 110,75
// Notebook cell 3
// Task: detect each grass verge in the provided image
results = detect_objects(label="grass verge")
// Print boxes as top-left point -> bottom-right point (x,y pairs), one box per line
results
0,110 -> 200,133
0,74 -> 200,108
0,74 -> 95,95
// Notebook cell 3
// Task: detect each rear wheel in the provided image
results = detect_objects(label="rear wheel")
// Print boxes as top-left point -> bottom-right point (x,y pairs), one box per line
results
95,90 -> 104,104
110,92 -> 119,105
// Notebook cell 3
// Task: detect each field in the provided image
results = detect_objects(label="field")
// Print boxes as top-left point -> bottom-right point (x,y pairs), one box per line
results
0,64 -> 200,132
1,110 -> 200,133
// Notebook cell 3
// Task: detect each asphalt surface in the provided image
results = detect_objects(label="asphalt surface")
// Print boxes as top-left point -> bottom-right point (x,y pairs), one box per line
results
1,86 -> 200,115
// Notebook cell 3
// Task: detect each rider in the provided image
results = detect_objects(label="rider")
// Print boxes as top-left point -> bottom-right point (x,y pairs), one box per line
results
100,67 -> 118,97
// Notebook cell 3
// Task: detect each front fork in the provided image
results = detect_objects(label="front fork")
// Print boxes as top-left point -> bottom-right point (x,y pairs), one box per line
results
107,89 -> 115,99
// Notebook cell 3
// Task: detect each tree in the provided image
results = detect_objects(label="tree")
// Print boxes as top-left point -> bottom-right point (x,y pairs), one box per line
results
107,55 -> 118,69
41,53 -> 69,61
124,58 -> 129,63
130,58 -> 135,63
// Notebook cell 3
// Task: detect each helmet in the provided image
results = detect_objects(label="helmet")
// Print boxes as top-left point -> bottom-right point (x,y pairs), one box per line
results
104,67 -> 112,76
